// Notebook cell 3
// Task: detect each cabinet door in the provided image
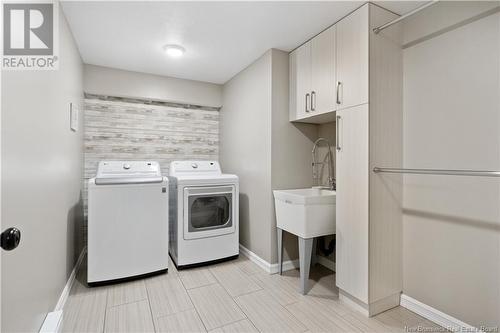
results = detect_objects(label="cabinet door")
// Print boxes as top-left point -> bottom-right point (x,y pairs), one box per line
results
289,42 -> 311,121
289,50 -> 298,121
335,104 -> 369,303
336,4 -> 369,110
311,25 -> 336,115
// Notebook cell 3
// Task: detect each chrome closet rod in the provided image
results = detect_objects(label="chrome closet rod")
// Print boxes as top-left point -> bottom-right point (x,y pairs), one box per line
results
373,167 -> 500,178
373,1 -> 439,34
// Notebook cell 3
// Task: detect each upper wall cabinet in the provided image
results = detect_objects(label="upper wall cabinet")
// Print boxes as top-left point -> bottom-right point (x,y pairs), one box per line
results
312,26 -> 337,116
289,5 -> 368,123
289,40 -> 311,121
290,26 -> 336,123
336,4 -> 369,110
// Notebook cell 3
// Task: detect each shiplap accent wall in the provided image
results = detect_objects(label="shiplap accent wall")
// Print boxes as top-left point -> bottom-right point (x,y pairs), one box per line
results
83,95 -> 220,221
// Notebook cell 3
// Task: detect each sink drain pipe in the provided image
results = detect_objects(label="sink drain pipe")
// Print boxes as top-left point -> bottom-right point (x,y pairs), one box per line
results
318,235 -> 336,256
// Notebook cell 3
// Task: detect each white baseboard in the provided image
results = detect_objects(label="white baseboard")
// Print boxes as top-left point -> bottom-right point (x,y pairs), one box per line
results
316,255 -> 335,272
39,310 -> 63,333
54,247 -> 86,311
239,244 -> 333,274
239,244 -> 272,273
239,243 -> 298,273
270,259 -> 299,274
339,290 -> 369,317
40,247 -> 86,333
400,294 -> 480,332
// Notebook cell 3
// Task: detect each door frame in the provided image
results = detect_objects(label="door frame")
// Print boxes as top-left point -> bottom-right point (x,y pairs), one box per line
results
1,55 -> 3,331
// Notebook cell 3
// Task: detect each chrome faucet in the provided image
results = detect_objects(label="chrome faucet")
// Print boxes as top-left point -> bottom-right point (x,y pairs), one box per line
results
312,138 -> 335,191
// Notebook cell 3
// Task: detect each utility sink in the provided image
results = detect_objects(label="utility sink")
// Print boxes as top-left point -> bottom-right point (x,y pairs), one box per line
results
273,188 -> 336,239
273,187 -> 336,294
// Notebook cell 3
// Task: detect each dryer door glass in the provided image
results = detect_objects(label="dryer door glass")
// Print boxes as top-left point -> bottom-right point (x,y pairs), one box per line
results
188,193 -> 232,231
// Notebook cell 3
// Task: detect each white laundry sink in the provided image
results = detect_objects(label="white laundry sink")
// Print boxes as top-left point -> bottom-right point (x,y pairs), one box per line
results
273,188 -> 336,239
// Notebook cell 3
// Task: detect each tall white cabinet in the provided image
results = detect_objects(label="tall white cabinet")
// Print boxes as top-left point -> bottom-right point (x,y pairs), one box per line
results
289,3 -> 404,316
335,104 -> 369,302
337,4 -> 403,316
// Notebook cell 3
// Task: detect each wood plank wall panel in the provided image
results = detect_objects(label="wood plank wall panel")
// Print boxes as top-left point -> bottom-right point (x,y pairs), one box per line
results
82,97 -> 219,241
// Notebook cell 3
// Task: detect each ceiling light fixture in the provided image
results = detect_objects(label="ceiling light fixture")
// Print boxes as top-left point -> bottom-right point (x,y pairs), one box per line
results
163,44 -> 185,58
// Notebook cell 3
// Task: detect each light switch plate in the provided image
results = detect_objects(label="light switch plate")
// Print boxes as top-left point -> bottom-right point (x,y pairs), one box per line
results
70,103 -> 78,132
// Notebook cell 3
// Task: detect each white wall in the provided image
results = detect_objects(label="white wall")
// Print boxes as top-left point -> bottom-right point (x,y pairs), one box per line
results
220,50 -> 273,261
402,2 -> 500,327
313,122 -> 337,262
84,64 -> 222,107
221,49 -> 315,263
1,12 -> 84,332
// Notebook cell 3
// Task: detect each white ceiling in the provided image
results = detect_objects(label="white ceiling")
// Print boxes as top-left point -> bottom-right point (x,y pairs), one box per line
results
373,1 -> 427,16
62,1 -> 424,84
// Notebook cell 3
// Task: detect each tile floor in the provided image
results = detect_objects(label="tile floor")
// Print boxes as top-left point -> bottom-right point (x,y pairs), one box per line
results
61,255 -> 443,332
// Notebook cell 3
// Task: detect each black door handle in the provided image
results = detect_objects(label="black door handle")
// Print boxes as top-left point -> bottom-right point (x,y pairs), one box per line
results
1,227 -> 21,251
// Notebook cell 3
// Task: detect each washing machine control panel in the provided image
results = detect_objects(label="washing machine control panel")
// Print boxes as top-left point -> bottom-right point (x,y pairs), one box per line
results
169,161 -> 221,176
96,161 -> 161,178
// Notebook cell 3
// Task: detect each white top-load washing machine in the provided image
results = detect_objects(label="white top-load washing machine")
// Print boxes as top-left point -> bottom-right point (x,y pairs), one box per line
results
168,161 -> 239,268
88,161 -> 168,284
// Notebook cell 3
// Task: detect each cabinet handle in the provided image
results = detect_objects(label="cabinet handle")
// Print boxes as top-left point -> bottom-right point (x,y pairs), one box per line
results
305,93 -> 310,113
336,82 -> 342,105
336,115 -> 341,151
311,91 -> 316,111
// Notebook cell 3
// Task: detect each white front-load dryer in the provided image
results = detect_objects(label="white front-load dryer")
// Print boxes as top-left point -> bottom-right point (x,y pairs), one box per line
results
168,161 -> 239,268
88,161 -> 168,284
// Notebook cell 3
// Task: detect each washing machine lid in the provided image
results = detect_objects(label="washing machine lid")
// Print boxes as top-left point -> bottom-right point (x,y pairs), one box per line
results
95,161 -> 163,185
